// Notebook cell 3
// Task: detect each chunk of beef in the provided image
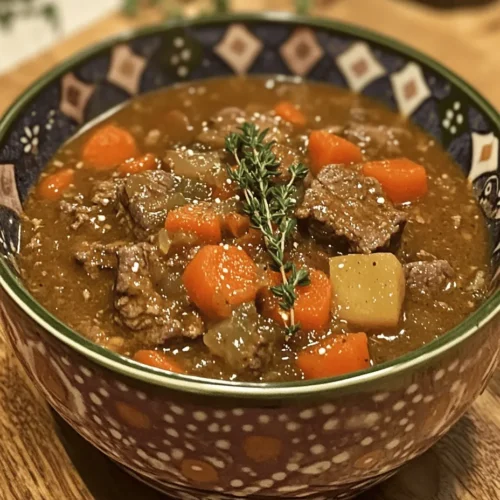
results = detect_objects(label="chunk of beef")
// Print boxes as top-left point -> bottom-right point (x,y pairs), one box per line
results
404,260 -> 454,293
74,241 -> 124,278
296,164 -> 407,253
204,303 -> 281,372
196,107 -> 291,149
114,243 -> 203,346
62,171 -> 177,239
119,170 -> 176,239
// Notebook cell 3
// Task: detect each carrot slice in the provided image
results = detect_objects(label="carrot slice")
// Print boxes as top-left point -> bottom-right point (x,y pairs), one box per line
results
260,269 -> 332,331
274,101 -> 307,127
117,153 -> 158,176
294,269 -> 332,331
297,333 -> 370,380
36,168 -> 75,201
133,350 -> 184,373
183,245 -> 258,318
165,204 -> 222,244
308,130 -> 362,175
362,158 -> 428,204
224,213 -> 250,238
82,124 -> 138,170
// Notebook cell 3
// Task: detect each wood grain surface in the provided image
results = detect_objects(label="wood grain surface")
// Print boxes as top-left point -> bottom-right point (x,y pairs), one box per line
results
0,1 -> 499,499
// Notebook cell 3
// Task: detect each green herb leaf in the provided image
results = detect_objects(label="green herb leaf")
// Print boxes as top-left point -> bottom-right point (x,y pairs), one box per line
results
225,122 -> 310,334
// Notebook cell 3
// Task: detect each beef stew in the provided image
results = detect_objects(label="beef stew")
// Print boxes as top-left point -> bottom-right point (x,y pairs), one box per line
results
18,76 -> 491,382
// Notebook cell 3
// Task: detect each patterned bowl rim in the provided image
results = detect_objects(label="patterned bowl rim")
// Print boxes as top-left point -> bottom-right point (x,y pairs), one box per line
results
0,11 -> 499,399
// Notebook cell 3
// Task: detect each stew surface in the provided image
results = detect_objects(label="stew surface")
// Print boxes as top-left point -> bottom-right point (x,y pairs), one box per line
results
18,76 -> 491,382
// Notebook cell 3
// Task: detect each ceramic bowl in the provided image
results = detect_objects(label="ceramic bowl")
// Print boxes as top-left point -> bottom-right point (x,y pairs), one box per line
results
0,13 -> 499,500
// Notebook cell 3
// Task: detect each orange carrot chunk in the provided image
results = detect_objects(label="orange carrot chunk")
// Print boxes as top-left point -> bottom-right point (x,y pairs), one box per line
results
133,350 -> 184,373
225,213 -> 251,238
36,168 -> 75,201
297,333 -> 371,380
362,158 -> 428,204
294,269 -> 332,331
183,245 -> 258,319
274,101 -> 307,127
308,130 -> 363,175
260,269 -> 332,331
165,204 -> 222,244
117,153 -> 158,176
82,124 -> 138,170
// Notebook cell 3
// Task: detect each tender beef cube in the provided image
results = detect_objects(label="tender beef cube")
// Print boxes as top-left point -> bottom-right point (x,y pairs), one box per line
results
343,122 -> 412,158
120,170 -> 175,239
115,243 -> 168,331
91,178 -> 124,207
296,164 -> 407,254
64,171 -> 176,239
404,260 -> 455,293
204,303 -> 282,373
74,241 -> 124,278
114,243 -> 203,346
196,107 -> 291,149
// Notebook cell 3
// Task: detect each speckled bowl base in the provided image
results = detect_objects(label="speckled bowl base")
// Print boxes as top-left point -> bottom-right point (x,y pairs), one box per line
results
119,463 -> 398,500
0,13 -> 499,500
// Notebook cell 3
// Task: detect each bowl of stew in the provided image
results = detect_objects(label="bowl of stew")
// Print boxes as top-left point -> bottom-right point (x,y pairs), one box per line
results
0,12 -> 499,500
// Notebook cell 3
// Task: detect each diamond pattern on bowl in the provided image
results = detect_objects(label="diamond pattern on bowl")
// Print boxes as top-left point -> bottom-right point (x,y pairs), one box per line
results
280,27 -> 324,77
0,164 -> 22,215
469,132 -> 499,182
214,24 -> 263,75
107,44 -> 147,95
60,73 -> 96,124
390,62 -> 431,116
336,42 -> 386,92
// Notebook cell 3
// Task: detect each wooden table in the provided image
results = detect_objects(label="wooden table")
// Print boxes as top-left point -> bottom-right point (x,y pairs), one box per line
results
0,1 -> 499,499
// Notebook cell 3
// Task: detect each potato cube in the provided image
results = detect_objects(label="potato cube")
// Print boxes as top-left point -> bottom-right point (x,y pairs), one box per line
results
329,253 -> 405,329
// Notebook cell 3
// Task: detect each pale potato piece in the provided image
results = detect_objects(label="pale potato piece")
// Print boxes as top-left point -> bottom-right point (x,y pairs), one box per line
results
329,253 -> 405,329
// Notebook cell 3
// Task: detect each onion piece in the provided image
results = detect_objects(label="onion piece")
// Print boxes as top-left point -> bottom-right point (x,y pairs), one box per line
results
157,229 -> 172,256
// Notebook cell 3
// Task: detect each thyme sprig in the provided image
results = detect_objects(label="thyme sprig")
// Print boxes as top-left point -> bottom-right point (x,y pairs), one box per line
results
225,123 -> 310,335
